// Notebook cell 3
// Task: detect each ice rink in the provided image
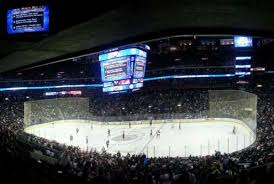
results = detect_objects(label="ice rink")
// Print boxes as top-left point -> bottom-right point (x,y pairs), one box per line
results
25,118 -> 256,157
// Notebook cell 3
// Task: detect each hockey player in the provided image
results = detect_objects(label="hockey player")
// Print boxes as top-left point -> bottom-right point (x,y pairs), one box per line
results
106,140 -> 110,148
122,130 -> 125,140
86,136 -> 88,144
108,129 -> 110,137
233,126 -> 236,134
156,130 -> 160,138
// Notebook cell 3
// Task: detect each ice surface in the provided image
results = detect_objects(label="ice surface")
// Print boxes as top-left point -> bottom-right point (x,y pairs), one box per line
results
25,119 -> 255,157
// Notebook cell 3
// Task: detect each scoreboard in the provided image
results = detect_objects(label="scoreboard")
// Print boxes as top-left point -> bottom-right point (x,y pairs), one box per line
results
134,56 -> 146,78
99,48 -> 147,93
100,56 -> 131,82
7,5 -> 49,34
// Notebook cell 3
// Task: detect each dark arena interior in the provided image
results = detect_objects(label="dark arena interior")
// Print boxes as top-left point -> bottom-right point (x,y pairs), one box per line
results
1,0 -> 274,184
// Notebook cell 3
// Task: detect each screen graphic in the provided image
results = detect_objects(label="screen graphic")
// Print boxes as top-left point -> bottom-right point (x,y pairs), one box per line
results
99,48 -> 147,93
234,36 -> 253,47
7,5 -> 49,34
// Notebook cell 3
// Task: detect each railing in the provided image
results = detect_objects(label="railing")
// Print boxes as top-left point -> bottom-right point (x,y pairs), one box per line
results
142,133 -> 256,157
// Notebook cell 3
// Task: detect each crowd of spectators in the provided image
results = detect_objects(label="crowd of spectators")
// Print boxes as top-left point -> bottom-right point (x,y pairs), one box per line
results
1,89 -> 274,183
90,90 -> 208,118
26,98 -> 89,125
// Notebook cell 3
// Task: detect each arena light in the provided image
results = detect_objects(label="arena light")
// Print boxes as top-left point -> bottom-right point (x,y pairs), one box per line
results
0,74 -> 236,92
237,80 -> 249,84
235,72 -> 251,75
235,65 -> 251,68
251,67 -> 265,71
144,74 -> 235,81
145,44 -> 150,50
68,91 -> 82,95
235,56 -> 251,60
45,92 -> 58,96
0,84 -> 102,92
4,87 -> 28,91
169,46 -> 177,51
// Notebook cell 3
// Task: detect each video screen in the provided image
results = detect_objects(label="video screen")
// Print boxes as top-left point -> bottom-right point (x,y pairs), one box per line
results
234,36 -> 253,47
99,47 -> 147,93
100,56 -> 131,82
7,5 -> 49,34
134,56 -> 147,78
44,91 -> 82,96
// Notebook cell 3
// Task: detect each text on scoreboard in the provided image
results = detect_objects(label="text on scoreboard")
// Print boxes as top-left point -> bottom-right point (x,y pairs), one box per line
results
99,48 -> 147,93
7,5 -> 49,34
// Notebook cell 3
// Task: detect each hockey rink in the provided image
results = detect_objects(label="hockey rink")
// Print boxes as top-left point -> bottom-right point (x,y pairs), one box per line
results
25,119 -> 256,157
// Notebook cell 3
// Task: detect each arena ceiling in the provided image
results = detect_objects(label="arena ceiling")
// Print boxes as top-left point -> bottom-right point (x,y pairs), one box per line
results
0,0 -> 274,74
